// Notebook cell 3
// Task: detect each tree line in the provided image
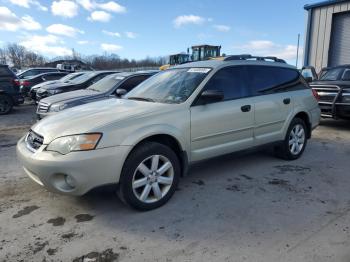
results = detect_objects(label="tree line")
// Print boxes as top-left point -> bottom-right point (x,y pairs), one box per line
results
0,43 -> 167,70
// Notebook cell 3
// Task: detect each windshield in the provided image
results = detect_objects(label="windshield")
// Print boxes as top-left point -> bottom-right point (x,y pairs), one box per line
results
320,68 -> 344,81
125,68 -> 210,104
87,74 -> 124,92
60,72 -> 84,82
68,72 -> 96,84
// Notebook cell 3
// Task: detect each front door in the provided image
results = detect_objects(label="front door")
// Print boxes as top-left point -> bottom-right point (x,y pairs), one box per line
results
190,66 -> 254,161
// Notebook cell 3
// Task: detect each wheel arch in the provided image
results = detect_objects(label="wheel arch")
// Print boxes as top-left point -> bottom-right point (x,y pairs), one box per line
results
293,111 -> 312,139
124,133 -> 189,177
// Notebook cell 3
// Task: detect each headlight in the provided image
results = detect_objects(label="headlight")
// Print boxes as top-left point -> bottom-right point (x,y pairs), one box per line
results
49,103 -> 68,112
47,89 -> 62,95
46,133 -> 102,154
342,94 -> 350,103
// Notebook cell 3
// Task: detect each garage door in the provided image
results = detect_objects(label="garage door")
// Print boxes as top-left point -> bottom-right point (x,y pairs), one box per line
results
329,12 -> 350,67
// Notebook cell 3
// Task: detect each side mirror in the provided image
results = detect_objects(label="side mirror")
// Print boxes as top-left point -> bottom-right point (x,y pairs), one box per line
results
116,88 -> 127,97
41,76 -> 46,81
301,66 -> 317,81
199,90 -> 224,104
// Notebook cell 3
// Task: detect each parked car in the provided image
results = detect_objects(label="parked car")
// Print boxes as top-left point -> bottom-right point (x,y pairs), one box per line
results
302,65 -> 350,119
35,71 -> 116,101
17,56 -> 320,210
0,64 -> 24,114
36,71 -> 158,118
29,72 -> 86,100
20,72 -> 69,97
17,67 -> 60,79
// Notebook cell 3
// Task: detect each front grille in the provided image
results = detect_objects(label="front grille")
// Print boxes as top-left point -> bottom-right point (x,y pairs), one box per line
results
311,85 -> 340,104
36,90 -> 48,101
25,130 -> 44,151
37,101 -> 49,113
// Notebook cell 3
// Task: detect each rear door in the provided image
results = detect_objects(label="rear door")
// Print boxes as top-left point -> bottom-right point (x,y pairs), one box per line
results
246,66 -> 301,145
190,66 -> 254,161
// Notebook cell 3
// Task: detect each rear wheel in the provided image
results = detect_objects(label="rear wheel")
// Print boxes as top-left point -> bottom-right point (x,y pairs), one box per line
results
275,118 -> 307,160
0,94 -> 13,115
118,142 -> 180,210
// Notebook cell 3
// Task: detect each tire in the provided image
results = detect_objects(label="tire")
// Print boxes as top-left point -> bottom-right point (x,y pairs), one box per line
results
0,94 -> 13,115
118,142 -> 180,211
275,118 -> 308,160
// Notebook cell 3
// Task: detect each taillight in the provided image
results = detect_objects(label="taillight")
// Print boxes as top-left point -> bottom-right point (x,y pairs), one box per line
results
13,79 -> 20,86
21,80 -> 30,87
312,89 -> 320,101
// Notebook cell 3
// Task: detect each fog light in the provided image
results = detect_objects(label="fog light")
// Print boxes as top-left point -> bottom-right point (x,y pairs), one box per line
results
64,175 -> 76,188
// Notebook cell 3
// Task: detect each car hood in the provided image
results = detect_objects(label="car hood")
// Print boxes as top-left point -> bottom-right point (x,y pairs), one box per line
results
310,80 -> 350,86
41,82 -> 75,90
31,98 -> 170,144
30,80 -> 59,90
40,89 -> 99,104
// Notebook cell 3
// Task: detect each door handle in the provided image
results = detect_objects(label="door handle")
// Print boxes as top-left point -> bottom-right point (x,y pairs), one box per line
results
241,105 -> 251,112
283,98 -> 291,104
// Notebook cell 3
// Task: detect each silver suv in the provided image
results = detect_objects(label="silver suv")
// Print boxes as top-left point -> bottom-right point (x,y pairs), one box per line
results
17,56 -> 321,210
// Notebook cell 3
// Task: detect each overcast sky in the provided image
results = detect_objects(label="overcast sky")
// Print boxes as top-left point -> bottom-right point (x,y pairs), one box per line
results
0,0 -> 321,66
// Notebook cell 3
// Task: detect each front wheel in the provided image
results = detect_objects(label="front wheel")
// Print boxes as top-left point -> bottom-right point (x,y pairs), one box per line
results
118,142 -> 180,211
275,118 -> 308,160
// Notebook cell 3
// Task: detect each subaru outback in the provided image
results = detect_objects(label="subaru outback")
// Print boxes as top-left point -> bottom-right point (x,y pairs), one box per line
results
17,56 -> 321,210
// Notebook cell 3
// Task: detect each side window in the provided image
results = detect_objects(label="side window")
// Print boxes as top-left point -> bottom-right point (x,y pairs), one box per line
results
342,69 -> 350,81
119,75 -> 150,92
202,66 -> 249,101
247,66 -> 301,95
90,74 -> 105,84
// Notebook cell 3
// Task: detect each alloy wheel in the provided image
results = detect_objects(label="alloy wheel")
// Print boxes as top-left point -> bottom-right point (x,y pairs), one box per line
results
132,155 -> 174,204
289,124 -> 305,155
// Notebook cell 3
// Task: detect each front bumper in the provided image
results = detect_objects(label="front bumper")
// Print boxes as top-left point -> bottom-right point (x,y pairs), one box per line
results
16,136 -> 131,195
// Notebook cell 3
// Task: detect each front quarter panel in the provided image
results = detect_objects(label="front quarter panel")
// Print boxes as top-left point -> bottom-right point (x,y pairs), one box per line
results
96,106 -> 191,156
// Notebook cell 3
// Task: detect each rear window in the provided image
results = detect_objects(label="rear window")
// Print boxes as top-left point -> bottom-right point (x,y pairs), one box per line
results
0,66 -> 12,76
246,66 -> 300,95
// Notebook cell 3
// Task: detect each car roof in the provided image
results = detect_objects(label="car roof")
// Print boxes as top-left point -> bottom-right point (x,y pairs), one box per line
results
111,70 -> 159,77
174,59 -> 296,70
32,72 -> 67,77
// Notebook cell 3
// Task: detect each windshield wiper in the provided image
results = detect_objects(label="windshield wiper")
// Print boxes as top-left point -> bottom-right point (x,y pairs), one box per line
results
127,97 -> 155,102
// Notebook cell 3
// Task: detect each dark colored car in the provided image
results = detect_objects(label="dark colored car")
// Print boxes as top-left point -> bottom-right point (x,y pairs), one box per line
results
17,67 -> 60,79
303,65 -> 350,119
20,72 -> 69,97
36,71 -> 116,101
37,71 -> 158,118
0,64 -> 24,115
29,72 -> 86,100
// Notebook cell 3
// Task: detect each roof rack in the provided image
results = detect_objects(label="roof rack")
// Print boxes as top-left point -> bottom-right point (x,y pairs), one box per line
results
223,54 -> 286,63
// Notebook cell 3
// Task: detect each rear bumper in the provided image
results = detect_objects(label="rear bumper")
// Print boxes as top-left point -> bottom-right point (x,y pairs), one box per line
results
13,93 -> 24,105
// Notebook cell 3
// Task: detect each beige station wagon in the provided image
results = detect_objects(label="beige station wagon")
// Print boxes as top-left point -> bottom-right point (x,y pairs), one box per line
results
17,56 -> 321,210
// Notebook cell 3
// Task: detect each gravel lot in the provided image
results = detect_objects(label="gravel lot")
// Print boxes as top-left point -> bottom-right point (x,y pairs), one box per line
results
1,104 -> 350,262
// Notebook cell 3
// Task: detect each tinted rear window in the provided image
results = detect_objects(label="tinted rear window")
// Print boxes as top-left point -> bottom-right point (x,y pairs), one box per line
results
0,67 -> 11,76
247,66 -> 300,95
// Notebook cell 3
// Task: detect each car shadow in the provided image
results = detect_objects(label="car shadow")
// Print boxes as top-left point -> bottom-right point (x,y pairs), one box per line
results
320,118 -> 350,131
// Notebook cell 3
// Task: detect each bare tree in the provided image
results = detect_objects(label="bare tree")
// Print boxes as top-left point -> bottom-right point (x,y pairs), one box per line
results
0,48 -> 7,64
6,43 -> 26,68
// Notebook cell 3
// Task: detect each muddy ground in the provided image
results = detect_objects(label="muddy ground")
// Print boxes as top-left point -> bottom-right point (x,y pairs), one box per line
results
1,104 -> 350,262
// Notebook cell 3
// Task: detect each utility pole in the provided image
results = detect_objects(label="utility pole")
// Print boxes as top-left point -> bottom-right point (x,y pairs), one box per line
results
296,33 -> 300,68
